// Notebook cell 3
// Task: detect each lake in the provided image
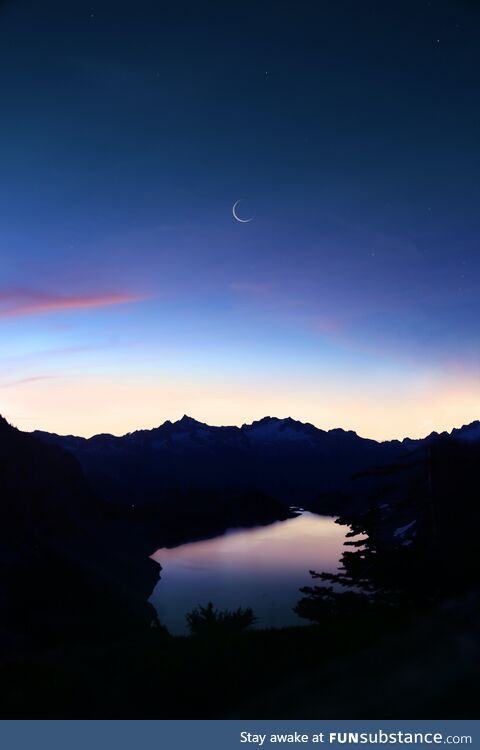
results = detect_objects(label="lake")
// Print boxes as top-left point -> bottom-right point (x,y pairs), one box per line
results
149,512 -> 347,634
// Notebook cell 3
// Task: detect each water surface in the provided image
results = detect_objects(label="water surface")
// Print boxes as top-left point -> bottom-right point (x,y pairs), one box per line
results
150,512 -> 347,634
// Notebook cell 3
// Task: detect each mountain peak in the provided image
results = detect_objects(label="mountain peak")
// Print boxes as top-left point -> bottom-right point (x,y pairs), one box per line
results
246,416 -> 282,427
241,415 -> 321,442
175,415 -> 205,428
0,414 -> 15,436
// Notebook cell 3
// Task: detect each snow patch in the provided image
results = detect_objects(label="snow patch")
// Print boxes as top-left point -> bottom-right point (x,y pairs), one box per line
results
393,520 -> 416,538
247,422 -> 310,442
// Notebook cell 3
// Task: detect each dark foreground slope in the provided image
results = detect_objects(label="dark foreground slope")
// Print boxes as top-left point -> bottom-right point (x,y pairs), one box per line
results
0,416 -> 158,649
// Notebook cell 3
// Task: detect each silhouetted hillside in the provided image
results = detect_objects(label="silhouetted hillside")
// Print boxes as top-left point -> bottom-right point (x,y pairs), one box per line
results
0,415 -> 158,648
296,432 -> 480,620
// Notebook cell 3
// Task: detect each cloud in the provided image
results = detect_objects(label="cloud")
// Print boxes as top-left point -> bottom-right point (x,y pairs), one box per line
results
0,375 -> 61,389
0,288 -> 145,318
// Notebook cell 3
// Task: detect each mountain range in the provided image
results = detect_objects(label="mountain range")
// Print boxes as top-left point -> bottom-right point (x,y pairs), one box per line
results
33,415 -> 480,515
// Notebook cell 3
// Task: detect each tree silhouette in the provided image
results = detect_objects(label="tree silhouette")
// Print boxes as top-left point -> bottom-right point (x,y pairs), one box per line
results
296,436 -> 480,622
186,602 -> 256,636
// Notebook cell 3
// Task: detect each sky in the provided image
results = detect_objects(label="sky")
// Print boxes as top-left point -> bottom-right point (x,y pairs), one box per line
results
0,0 -> 479,440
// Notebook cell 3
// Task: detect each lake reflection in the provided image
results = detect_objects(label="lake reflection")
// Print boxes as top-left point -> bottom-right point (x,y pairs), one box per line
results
150,512 -> 346,634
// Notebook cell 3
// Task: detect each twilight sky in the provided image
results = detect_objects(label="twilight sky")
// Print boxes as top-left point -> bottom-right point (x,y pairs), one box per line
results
0,0 -> 479,440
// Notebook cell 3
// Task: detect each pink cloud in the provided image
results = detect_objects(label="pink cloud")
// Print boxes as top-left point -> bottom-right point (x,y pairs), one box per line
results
0,288 -> 145,318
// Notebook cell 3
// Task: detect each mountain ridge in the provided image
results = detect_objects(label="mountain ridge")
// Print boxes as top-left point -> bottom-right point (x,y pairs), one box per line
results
32,414 -> 480,446
31,415 -> 480,512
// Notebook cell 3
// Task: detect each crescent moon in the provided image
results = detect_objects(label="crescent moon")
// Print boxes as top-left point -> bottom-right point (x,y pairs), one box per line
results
232,199 -> 253,223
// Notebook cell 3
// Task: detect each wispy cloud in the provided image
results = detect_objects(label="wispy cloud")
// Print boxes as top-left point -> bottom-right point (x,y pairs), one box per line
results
0,288 -> 145,318
0,374 -> 62,389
